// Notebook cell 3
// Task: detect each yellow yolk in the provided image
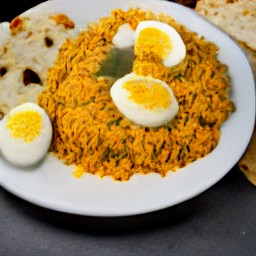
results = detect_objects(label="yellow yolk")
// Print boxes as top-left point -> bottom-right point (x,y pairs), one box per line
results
123,80 -> 171,110
135,27 -> 172,59
7,110 -> 42,143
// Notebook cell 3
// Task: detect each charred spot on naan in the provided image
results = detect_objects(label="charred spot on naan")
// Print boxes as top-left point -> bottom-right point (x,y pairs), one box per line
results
23,68 -> 42,85
50,14 -> 75,29
9,16 -> 24,35
0,66 -> 7,77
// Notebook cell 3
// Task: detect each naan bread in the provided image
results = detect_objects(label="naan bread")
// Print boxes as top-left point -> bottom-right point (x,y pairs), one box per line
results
238,127 -> 256,186
196,0 -> 256,186
195,0 -> 256,51
239,42 -> 256,80
237,44 -> 256,186
0,12 -> 75,118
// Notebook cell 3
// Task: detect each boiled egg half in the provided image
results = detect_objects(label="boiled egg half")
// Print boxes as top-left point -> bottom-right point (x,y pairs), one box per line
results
110,73 -> 179,127
134,20 -> 186,67
0,102 -> 52,167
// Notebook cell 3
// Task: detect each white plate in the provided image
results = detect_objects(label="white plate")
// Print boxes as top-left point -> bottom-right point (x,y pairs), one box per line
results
0,0 -> 255,217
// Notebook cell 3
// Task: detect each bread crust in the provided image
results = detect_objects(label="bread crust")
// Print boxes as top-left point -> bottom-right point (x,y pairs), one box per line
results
238,127 -> 256,186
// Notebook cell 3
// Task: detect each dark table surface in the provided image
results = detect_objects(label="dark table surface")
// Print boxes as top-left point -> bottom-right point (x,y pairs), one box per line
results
1,1 -> 256,256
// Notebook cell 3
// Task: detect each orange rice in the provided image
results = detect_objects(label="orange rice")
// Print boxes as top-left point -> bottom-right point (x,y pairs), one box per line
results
38,8 -> 235,181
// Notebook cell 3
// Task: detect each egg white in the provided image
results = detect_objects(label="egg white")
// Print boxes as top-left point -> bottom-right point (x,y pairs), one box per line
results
135,20 -> 186,67
110,73 -> 179,127
0,102 -> 52,167
112,23 -> 135,48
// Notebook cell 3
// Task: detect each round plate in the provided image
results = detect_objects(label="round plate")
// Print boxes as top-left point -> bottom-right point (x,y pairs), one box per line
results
0,0 -> 255,217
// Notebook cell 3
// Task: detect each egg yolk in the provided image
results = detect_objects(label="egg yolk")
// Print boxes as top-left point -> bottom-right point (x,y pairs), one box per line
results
123,80 -> 171,110
135,27 -> 172,59
7,111 -> 42,143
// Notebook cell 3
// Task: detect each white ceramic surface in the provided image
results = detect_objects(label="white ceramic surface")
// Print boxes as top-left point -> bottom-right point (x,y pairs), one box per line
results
0,0 -> 255,217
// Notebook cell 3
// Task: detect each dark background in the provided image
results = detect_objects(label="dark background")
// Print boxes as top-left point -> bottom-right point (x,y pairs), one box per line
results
1,0 -> 47,21
1,1 -> 256,256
